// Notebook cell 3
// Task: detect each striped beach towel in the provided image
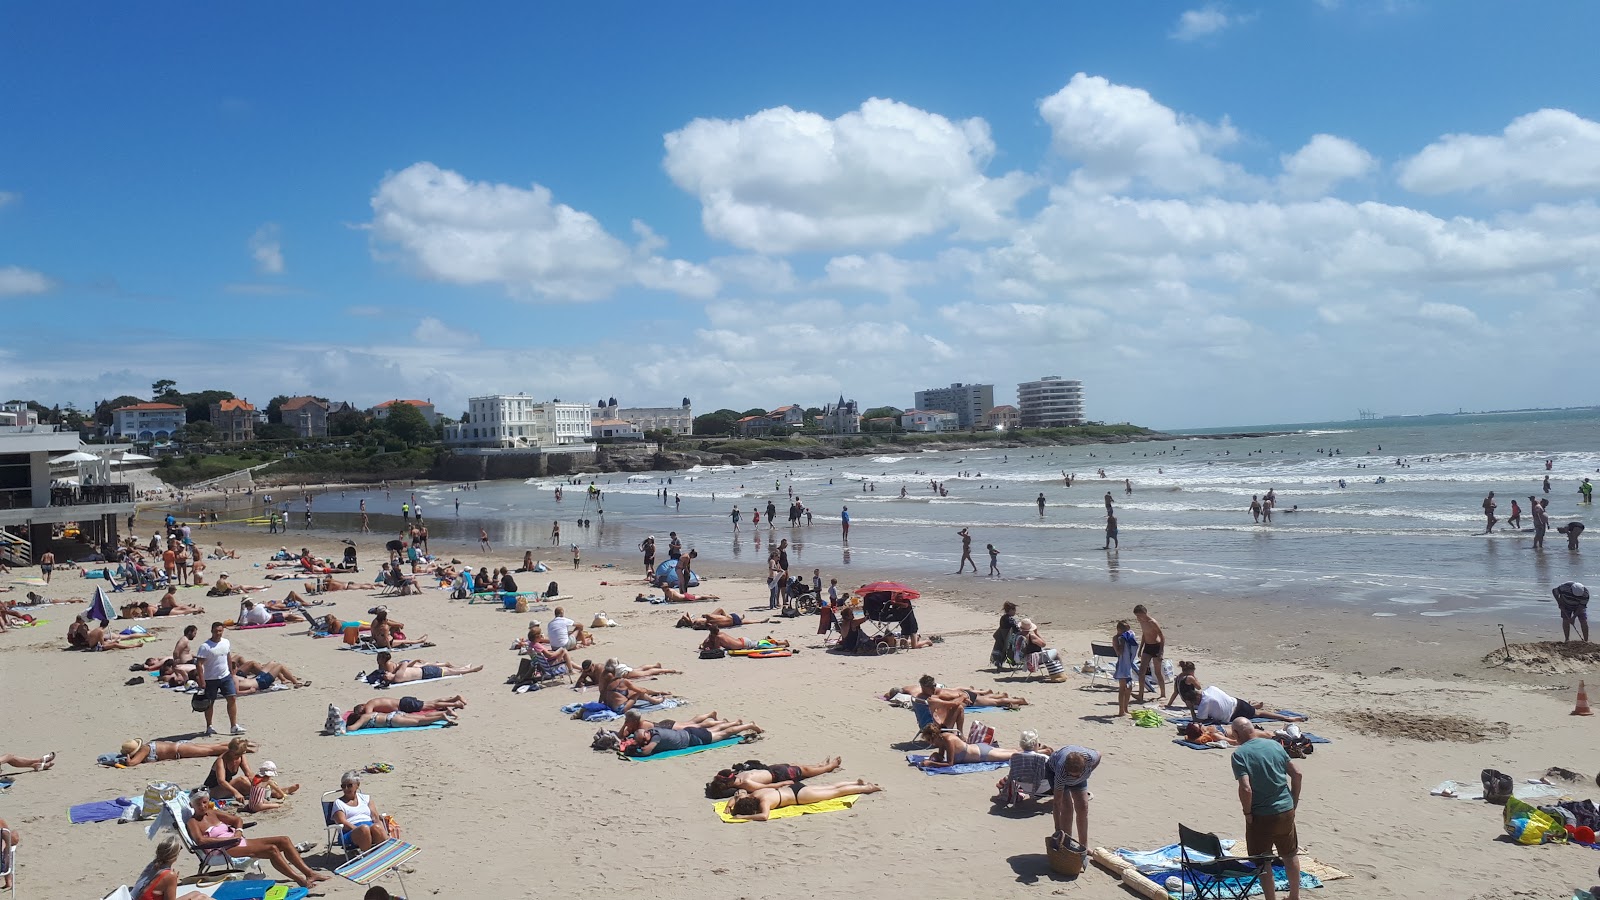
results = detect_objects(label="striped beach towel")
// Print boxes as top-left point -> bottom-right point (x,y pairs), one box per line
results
335,839 -> 420,885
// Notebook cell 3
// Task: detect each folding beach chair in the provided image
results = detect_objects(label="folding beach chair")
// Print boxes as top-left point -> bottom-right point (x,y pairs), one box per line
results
1087,643 -> 1119,689
1178,823 -> 1272,900
164,799 -> 263,879
321,791 -> 359,863
1,824 -> 14,898
335,838 -> 419,897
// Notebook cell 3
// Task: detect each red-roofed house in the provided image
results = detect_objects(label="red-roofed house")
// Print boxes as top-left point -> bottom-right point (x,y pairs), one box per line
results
279,396 -> 330,438
370,399 -> 438,426
111,402 -> 187,444
209,399 -> 256,442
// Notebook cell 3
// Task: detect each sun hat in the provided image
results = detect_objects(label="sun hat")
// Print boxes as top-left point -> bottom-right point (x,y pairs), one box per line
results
259,760 -> 278,777
120,738 -> 143,757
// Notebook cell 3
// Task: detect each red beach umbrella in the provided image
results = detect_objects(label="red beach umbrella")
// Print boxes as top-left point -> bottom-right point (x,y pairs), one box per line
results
857,581 -> 920,600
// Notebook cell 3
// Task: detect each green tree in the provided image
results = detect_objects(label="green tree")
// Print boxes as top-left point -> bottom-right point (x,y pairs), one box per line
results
329,408 -> 368,437
151,379 -> 178,400
741,407 -> 768,417
181,390 -> 236,425
692,409 -> 742,436
178,421 -> 216,443
257,422 -> 296,441
862,406 -> 902,420
265,395 -> 292,424
379,402 -> 433,446
95,395 -> 148,426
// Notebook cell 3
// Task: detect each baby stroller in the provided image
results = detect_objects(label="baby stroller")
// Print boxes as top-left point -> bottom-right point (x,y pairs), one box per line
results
857,582 -> 920,655
340,540 -> 358,572
786,576 -> 821,615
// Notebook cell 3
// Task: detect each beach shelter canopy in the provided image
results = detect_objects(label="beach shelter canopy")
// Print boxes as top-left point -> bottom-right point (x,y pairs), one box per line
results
49,451 -> 100,464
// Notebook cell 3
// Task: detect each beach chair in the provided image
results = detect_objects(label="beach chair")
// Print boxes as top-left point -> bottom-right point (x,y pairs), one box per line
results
1178,823 -> 1271,900
1087,643 -> 1119,689
994,751 -> 1052,806
321,791 -> 359,863
165,799 -> 263,879
1,824 -> 14,898
334,838 -> 419,897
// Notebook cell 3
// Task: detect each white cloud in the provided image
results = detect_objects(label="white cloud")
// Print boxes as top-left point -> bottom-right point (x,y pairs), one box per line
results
0,191 -> 15,208
1278,134 -> 1376,197
1398,109 -> 1600,197
822,253 -> 929,295
663,98 -> 1031,253
369,162 -> 717,301
0,265 -> 53,296
412,316 -> 478,346
1039,73 -> 1243,193
1171,5 -> 1234,41
249,223 -> 284,275
1413,300 -> 1481,330
708,255 -> 799,293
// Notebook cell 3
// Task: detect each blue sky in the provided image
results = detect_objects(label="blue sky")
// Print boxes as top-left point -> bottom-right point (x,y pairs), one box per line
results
4,2 -> 1599,428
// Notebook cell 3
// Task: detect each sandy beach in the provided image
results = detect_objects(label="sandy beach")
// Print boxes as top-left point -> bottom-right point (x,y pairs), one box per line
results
4,516 -> 1598,900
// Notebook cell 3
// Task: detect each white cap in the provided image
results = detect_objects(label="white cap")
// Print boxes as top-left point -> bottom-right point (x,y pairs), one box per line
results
1284,724 -> 1302,740
259,760 -> 278,776
1573,582 -> 1588,597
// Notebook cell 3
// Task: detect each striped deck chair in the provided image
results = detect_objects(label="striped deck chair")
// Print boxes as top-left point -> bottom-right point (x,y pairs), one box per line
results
335,838 -> 419,895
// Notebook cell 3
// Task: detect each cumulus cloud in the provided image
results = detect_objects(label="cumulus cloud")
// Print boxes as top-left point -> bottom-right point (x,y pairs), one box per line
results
249,223 -> 284,274
708,255 -> 799,293
1039,73 -> 1243,193
413,316 -> 478,346
369,162 -> 717,301
1397,109 -> 1600,197
1278,134 -> 1376,197
0,265 -> 53,296
662,98 -> 1031,253
1171,5 -> 1235,41
822,253 -> 929,295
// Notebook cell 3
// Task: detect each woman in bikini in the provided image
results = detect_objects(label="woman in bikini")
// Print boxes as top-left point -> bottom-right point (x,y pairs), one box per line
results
596,663 -> 675,713
725,779 -> 884,821
372,652 -> 482,685
705,757 -> 843,798
675,608 -> 770,629
917,724 -> 1019,767
620,709 -> 726,741
116,736 -> 252,762
343,707 -> 454,731
370,609 -> 430,650
572,659 -> 679,690
184,792 -> 329,887
699,625 -> 790,652
67,617 -> 141,651
201,738 -> 256,801
131,837 -> 214,900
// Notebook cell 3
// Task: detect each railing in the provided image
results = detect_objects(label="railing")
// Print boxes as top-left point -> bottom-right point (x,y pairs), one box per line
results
0,488 -> 33,511
49,484 -> 133,506
0,529 -> 29,566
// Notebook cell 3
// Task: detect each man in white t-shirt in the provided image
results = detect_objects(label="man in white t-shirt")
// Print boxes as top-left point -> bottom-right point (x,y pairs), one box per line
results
238,600 -> 271,626
195,621 -> 245,736
545,607 -> 588,651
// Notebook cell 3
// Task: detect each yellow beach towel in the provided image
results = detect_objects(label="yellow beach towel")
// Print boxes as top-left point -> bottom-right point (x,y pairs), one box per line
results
713,794 -> 860,823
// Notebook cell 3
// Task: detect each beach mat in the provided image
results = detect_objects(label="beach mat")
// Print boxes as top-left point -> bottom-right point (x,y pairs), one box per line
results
340,722 -> 448,736
1174,733 -> 1330,751
369,674 -> 461,689
623,735 -> 746,761
562,698 -> 683,722
1167,710 -> 1308,726
70,798 -> 130,823
905,753 -> 1008,775
232,622 -> 287,630
712,794 -> 859,823
211,880 -> 310,900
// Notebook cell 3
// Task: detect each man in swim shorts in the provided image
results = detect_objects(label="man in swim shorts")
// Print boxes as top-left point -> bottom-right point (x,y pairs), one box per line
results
1134,604 -> 1166,703
1554,581 -> 1590,643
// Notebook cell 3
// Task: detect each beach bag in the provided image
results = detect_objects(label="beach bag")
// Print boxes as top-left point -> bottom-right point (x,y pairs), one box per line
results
325,704 -> 345,736
1504,796 -> 1569,844
699,647 -> 726,659
515,596 -> 528,614
1482,769 -> 1514,805
143,781 -> 179,818
966,721 -> 995,746
591,730 -> 620,752
1046,833 -> 1086,876
191,694 -> 213,712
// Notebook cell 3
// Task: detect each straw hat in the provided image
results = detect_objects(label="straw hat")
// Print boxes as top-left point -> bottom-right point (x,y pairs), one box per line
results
121,738 -> 143,757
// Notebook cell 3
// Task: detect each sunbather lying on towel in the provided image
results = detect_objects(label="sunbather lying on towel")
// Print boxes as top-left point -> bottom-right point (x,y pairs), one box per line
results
725,779 -> 883,821
917,724 -> 1019,767
887,677 -> 1029,710
120,600 -> 156,619
596,665 -> 676,713
264,593 -> 322,611
116,737 -> 248,767
621,710 -> 726,742
1182,722 -> 1267,746
676,608 -> 773,629
663,585 -> 720,602
315,576 -> 363,592
230,655 -> 310,689
237,598 -> 305,626
700,626 -> 790,652
67,616 -> 141,651
1175,670 -> 1307,723
316,614 -> 368,637
574,658 -> 680,688
706,757 -> 843,798
344,708 -> 456,731
185,791 -> 331,887
628,720 -> 764,757
358,695 -> 466,719
371,651 -> 482,684
155,587 -> 205,616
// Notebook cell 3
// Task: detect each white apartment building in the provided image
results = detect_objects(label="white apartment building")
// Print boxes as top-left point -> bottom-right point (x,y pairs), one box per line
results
913,383 -> 994,430
593,398 -> 693,436
445,395 -> 592,447
111,402 -> 187,444
1017,376 -> 1085,427
901,409 -> 960,432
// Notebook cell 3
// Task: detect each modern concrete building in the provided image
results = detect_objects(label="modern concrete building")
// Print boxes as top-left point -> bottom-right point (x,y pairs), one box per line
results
0,425 -> 136,562
901,409 -> 960,432
444,395 -> 592,448
111,402 -> 186,444
278,396 -> 329,438
913,383 -> 994,430
209,399 -> 257,442
371,399 -> 439,426
985,404 -> 1021,430
591,418 -> 645,440
1017,376 -> 1085,427
593,398 -> 693,436
0,402 -> 39,427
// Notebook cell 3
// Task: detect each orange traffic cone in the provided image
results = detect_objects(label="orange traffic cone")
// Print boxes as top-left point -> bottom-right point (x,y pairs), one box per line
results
1573,680 -> 1593,716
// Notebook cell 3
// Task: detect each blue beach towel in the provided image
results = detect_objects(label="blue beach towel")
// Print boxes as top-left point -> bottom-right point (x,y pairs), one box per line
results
905,753 -> 1008,775
623,735 -> 745,761
561,698 -> 684,722
70,798 -> 132,823
342,722 -> 449,736
212,881 -> 311,900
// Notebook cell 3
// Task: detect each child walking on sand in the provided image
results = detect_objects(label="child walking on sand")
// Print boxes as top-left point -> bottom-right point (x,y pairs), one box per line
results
1113,620 -> 1138,717
571,544 -> 581,569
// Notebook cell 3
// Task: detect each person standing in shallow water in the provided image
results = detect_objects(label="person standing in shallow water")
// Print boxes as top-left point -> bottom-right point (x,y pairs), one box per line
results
1036,493 -> 1046,515
956,528 -> 977,573
1103,511 -> 1118,550
1481,492 -> 1497,534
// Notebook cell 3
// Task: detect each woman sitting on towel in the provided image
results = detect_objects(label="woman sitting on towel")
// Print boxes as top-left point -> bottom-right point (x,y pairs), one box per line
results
131,837 -> 215,900
628,719 -> 764,757
595,661 -> 676,713
705,757 -> 843,798
724,780 -> 883,821
344,706 -> 455,731
675,608 -> 770,629
67,616 -> 141,651
184,791 -> 330,888
917,724 -> 1020,767
372,651 -> 483,685
699,625 -> 790,652
370,609 -> 430,650
201,738 -> 257,801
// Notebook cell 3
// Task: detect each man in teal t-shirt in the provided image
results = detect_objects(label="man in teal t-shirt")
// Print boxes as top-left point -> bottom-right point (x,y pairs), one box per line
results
1230,718 -> 1303,900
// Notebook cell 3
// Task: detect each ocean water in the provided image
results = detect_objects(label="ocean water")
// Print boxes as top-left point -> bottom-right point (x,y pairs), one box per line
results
281,409 -> 1599,624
